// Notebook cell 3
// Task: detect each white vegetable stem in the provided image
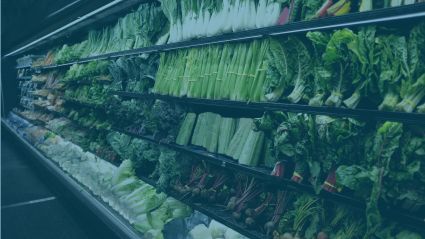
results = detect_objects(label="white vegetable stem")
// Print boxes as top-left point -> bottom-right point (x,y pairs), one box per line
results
164,0 -> 282,43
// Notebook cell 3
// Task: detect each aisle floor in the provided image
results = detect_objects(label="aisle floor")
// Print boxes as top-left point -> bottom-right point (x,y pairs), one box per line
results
1,133 -> 118,239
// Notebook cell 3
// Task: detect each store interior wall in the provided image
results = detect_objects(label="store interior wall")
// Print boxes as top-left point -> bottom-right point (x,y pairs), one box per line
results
1,0 -> 114,54
1,57 -> 18,116
1,0 -> 114,115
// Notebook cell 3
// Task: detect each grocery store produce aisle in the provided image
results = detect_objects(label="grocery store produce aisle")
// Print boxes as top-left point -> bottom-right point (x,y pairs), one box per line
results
1,132 -> 119,239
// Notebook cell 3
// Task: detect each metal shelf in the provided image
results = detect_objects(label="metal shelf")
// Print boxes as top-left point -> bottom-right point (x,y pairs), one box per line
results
33,3 -> 425,71
136,175 -> 265,239
1,119 -> 142,239
112,91 -> 425,125
114,128 -> 425,232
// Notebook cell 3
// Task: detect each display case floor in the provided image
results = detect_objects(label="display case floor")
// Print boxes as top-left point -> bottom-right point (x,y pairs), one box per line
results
1,132 -> 119,239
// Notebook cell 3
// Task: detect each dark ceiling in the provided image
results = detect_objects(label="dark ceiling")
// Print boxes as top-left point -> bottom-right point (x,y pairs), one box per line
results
1,0 -> 113,55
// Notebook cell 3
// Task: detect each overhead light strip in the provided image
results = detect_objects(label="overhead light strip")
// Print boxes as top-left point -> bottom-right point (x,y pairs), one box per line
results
269,11 -> 425,36
4,0 -> 124,57
45,0 -> 83,19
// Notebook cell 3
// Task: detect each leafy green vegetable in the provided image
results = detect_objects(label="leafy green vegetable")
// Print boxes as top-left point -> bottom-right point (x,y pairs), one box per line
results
176,113 -> 197,145
156,148 -> 191,192
286,38 -> 313,104
395,22 -> 425,112
54,2 -> 166,64
107,132 -> 132,160
226,118 -> 254,159
376,35 -> 408,111
238,129 -> 264,166
383,128 -> 425,211
323,29 -> 357,107
306,31 -> 331,106
336,122 -> 403,237
217,117 -> 237,155
344,26 -> 379,109
203,113 -> 222,152
263,38 -> 292,102
396,74 -> 425,112
417,102 -> 425,113
191,112 -> 222,152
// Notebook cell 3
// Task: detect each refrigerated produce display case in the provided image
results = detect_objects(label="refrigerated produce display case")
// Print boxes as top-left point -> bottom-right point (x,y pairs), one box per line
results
2,0 -> 425,239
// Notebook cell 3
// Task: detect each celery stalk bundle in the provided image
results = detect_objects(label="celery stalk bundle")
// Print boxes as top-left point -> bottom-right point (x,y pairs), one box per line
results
153,39 -> 269,102
176,112 -> 264,166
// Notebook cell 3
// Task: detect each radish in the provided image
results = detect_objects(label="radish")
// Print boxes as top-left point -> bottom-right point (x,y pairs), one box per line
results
192,187 -> 201,197
227,196 -> 238,210
245,192 -> 272,219
232,211 -> 242,220
264,221 -> 276,235
245,217 -> 255,227
244,208 -> 254,217
266,191 -> 290,235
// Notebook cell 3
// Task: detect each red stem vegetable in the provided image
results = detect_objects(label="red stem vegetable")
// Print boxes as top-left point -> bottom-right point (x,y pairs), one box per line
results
322,169 -> 338,193
265,190 -> 290,235
271,161 -> 286,177
315,0 -> 334,18
244,192 -> 273,227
